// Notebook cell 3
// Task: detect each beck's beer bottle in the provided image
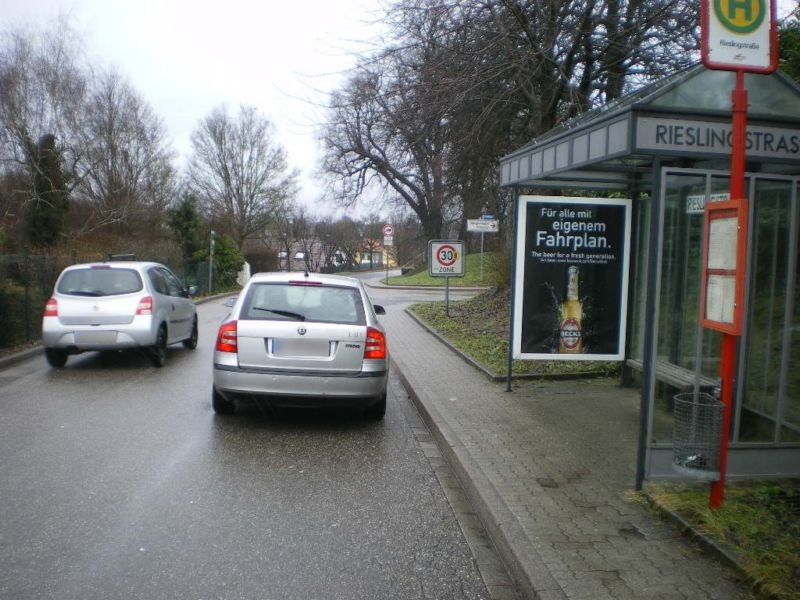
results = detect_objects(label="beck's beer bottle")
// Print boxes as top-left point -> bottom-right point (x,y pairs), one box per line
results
559,266 -> 582,353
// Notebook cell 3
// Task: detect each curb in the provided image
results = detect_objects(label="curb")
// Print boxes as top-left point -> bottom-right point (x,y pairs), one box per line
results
392,358 -> 566,600
0,345 -> 44,370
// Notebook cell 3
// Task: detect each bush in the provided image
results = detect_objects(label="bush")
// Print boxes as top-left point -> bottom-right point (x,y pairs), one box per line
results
0,279 -> 46,348
486,246 -> 513,290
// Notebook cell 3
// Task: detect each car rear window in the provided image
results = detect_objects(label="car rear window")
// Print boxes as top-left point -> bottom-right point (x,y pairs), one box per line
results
57,267 -> 143,297
240,282 -> 365,325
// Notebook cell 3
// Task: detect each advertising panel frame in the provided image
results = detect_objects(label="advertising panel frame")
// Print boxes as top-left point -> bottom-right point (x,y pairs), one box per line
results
512,195 -> 632,361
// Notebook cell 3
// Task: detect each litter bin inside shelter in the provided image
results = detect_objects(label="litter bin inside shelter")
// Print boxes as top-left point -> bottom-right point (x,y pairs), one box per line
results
671,392 -> 723,481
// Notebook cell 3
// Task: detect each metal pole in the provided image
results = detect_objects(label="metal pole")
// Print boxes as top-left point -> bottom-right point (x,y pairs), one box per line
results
23,247 -> 30,341
710,70 -> 747,510
507,189 -> 520,392
445,276 -> 450,317
208,230 -> 215,293
480,232 -> 485,280
636,158 -> 663,491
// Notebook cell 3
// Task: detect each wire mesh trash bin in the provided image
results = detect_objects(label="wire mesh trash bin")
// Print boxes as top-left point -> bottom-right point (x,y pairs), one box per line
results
672,392 -> 723,481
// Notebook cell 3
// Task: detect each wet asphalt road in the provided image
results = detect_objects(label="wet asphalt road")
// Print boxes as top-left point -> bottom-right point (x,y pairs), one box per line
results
0,287 -> 488,600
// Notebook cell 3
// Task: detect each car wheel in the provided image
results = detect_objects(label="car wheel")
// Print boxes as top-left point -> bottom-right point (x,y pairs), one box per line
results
212,387 -> 235,415
149,325 -> 168,368
183,317 -> 198,349
45,348 -> 68,368
364,391 -> 386,420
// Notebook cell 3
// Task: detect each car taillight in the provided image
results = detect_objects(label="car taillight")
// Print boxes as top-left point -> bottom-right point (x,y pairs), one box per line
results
136,296 -> 153,315
44,297 -> 58,317
216,321 -> 238,353
364,327 -> 386,360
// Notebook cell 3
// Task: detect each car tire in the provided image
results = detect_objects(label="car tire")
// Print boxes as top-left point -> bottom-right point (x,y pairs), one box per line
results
212,387 -> 235,415
149,325 -> 168,368
45,348 -> 68,368
183,317 -> 198,349
364,391 -> 386,420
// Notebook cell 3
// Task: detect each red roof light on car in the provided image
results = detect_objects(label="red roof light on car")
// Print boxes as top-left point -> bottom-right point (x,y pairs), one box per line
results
364,327 -> 386,360
135,296 -> 153,315
216,320 -> 238,353
44,297 -> 58,317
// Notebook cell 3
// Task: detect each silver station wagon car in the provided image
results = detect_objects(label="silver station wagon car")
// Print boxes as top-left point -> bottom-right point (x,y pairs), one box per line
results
42,261 -> 198,368
212,272 -> 388,419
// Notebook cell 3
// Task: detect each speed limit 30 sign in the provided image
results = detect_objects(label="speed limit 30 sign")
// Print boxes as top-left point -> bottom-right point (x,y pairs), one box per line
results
429,240 -> 465,277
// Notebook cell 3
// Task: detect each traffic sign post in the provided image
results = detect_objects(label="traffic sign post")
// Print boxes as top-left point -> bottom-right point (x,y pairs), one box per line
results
467,217 -> 499,280
699,0 -> 776,510
383,225 -> 394,284
429,240 -> 464,317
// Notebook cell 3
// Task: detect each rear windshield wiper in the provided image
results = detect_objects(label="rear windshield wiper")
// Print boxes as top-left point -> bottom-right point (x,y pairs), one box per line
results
252,307 -> 306,321
67,290 -> 104,297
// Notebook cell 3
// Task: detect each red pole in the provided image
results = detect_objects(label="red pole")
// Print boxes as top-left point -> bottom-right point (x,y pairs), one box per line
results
709,70 -> 747,509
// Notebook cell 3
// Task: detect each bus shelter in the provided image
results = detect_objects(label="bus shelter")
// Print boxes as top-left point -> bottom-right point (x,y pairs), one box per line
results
500,64 -> 800,481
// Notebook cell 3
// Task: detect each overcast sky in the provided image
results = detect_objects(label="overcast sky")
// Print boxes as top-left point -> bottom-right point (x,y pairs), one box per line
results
2,0 -> 386,215
2,0 -> 797,216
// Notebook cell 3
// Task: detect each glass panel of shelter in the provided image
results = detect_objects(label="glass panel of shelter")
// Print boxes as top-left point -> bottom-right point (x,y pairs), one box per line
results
644,170 -> 799,447
739,179 -> 794,443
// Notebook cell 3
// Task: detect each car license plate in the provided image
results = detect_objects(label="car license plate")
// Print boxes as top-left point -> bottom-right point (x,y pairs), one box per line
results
272,338 -> 330,358
76,330 -> 117,344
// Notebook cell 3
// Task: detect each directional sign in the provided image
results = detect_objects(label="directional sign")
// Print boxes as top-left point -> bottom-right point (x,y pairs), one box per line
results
428,240 -> 464,277
467,219 -> 499,233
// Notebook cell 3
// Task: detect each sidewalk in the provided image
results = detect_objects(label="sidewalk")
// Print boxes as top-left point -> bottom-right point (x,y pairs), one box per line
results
383,305 -> 747,600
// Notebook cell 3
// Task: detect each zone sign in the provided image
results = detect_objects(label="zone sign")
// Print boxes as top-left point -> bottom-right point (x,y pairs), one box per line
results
429,240 -> 464,277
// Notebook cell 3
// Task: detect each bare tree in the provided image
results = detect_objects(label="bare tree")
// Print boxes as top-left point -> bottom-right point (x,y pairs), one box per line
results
76,69 -> 176,235
330,216 -> 364,270
0,19 -> 87,246
291,206 -> 324,273
189,105 -> 298,248
321,4 -> 458,243
263,200 -> 299,271
322,0 -> 699,243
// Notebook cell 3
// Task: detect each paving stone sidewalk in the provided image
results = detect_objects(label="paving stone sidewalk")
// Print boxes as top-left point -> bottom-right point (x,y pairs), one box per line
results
383,305 -> 747,600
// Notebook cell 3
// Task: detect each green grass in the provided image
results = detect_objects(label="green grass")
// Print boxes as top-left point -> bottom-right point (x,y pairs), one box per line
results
644,481 -> 800,599
385,252 -> 499,287
407,287 -> 618,377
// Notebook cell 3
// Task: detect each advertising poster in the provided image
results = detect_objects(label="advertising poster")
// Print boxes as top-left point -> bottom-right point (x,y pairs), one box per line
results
512,195 -> 632,361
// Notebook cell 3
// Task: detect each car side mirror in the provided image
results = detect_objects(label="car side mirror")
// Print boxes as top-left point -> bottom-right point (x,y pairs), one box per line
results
187,285 -> 198,297
374,304 -> 386,315
224,296 -> 238,308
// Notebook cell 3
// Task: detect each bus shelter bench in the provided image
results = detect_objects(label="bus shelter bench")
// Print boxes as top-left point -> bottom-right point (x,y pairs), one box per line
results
626,358 -> 719,392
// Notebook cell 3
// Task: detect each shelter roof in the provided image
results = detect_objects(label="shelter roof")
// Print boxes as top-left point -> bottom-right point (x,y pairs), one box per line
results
500,64 -> 800,191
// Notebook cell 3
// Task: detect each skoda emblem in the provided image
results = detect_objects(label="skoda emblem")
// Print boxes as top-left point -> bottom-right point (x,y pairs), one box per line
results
297,327 -> 307,336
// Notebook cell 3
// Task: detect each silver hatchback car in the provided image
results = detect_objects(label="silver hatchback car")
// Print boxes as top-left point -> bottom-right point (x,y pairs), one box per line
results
42,261 -> 198,368
212,272 -> 388,419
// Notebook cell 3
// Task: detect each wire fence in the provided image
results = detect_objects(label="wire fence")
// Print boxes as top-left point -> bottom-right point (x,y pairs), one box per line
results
0,252 -> 212,350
